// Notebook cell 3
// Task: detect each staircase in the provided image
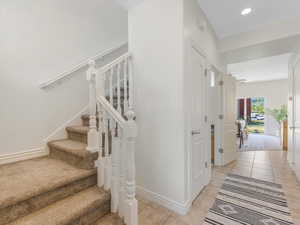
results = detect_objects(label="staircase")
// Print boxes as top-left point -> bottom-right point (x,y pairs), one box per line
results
0,53 -> 137,225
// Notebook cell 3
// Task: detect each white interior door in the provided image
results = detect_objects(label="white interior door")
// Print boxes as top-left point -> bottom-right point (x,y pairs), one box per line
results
219,74 -> 237,166
189,44 -> 210,200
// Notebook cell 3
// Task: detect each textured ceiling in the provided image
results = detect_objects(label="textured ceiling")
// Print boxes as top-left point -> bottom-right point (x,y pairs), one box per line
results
198,0 -> 300,38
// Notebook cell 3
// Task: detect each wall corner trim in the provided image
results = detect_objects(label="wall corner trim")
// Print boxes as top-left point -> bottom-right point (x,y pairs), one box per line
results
136,186 -> 192,215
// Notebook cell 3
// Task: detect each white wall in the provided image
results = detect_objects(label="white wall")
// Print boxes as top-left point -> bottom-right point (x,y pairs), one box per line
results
288,50 -> 300,180
114,0 -> 144,10
223,35 -> 300,65
236,79 -> 288,136
129,0 -> 186,207
129,0 -> 223,213
0,0 -> 127,156
183,0 -> 224,71
219,17 -> 300,53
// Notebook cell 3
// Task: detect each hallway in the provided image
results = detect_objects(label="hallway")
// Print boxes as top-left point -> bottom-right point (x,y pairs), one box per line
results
122,151 -> 300,225
239,134 -> 282,152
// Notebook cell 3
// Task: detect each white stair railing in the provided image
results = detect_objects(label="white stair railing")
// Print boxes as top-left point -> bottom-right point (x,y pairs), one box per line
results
86,53 -> 138,225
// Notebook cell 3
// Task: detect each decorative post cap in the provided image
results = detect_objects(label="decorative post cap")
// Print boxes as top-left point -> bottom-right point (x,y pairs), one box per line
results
88,60 -> 96,67
126,110 -> 135,121
87,60 -> 96,81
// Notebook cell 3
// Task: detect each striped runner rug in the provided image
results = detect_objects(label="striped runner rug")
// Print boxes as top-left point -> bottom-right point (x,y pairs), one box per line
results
203,173 -> 294,225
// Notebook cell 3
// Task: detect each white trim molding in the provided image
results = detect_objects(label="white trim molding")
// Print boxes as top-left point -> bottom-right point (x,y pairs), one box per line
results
39,41 -> 128,89
0,148 -> 47,165
136,186 -> 192,215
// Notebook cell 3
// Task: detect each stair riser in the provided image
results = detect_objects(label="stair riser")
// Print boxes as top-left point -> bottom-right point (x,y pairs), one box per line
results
68,131 -> 87,144
49,147 -> 97,170
82,118 -> 99,127
67,200 -> 110,225
67,131 -> 113,156
0,174 -> 97,225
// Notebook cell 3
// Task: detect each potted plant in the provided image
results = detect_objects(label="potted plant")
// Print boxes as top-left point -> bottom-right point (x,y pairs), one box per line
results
266,105 -> 288,144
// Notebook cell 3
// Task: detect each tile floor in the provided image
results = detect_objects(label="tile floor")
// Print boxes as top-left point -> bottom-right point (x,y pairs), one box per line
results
238,134 -> 282,151
100,151 -> 300,225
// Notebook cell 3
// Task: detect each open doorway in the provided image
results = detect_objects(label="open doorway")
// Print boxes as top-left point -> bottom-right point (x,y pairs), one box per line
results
236,95 -> 284,152
237,97 -> 265,134
229,54 -> 290,152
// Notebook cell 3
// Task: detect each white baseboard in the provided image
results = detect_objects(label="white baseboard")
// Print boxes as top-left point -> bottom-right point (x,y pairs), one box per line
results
0,147 -> 47,165
136,186 -> 191,215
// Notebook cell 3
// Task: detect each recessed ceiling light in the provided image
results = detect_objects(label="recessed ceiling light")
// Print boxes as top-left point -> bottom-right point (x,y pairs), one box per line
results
241,8 -> 252,16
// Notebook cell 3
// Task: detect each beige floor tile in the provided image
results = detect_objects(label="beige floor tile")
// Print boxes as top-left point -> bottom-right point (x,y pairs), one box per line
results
99,151 -> 300,225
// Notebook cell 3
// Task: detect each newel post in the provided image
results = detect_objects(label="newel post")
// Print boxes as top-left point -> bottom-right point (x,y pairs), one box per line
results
86,60 -> 99,153
124,110 -> 138,225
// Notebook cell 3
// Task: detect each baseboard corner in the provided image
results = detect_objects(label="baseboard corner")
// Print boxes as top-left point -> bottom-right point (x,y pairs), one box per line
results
136,185 -> 191,215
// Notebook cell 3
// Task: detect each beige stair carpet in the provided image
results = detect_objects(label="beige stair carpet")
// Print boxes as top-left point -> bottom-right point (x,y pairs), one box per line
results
1,112 -> 117,225
8,187 -> 110,225
0,157 -> 97,225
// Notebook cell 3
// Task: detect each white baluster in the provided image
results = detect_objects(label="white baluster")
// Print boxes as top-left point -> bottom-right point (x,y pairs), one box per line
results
86,60 -> 99,153
111,121 -> 121,213
104,112 -> 111,191
124,110 -> 138,225
128,57 -> 134,112
96,70 -> 106,188
109,68 -> 113,105
117,63 -> 121,113
118,128 -> 126,218
97,103 -> 105,187
123,59 -> 129,114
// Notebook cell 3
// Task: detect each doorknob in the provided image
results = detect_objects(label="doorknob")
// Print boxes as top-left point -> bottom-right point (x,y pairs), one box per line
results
191,130 -> 201,135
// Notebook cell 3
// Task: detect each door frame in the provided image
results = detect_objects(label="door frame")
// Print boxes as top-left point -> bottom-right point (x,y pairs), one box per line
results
185,39 -> 212,204
288,53 -> 300,164
206,67 -> 223,167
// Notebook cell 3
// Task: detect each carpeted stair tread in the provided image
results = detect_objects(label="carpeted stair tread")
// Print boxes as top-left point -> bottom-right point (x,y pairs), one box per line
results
66,125 -> 89,135
0,157 -> 96,210
8,187 -> 110,225
48,139 -> 98,170
48,139 -> 91,158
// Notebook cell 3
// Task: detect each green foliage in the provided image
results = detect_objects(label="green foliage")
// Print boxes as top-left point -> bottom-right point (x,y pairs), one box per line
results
252,97 -> 265,113
252,104 -> 264,114
266,105 -> 288,123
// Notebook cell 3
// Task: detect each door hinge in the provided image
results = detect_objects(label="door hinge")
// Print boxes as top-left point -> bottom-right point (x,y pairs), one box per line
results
219,80 -> 224,86
218,114 -> 224,120
204,115 -> 208,123
205,161 -> 208,168
218,148 -> 224,154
